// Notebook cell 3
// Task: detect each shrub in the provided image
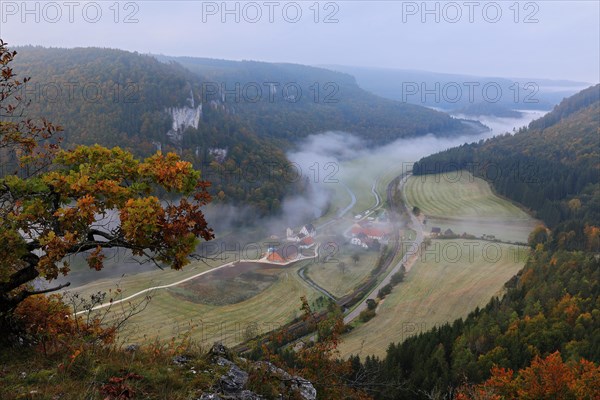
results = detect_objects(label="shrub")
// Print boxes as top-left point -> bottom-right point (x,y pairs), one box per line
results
13,294 -> 115,357
359,309 -> 376,322
377,284 -> 393,299
366,299 -> 377,310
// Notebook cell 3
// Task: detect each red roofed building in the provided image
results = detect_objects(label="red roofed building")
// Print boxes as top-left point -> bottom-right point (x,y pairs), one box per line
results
267,245 -> 299,263
351,223 -> 392,240
351,224 -> 363,235
267,251 -> 285,263
299,236 -> 315,249
363,228 -> 383,239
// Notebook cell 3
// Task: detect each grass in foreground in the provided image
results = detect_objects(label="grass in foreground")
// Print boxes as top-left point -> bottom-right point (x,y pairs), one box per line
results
0,342 -> 218,400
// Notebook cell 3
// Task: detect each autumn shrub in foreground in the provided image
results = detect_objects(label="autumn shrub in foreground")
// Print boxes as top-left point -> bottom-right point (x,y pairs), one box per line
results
13,294 -> 115,357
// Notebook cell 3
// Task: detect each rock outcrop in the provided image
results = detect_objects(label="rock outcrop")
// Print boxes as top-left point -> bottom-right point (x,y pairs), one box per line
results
195,343 -> 317,400
166,89 -> 202,143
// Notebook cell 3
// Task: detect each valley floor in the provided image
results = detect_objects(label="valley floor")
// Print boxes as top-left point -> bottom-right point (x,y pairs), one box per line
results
66,169 -> 536,358
338,172 -> 536,358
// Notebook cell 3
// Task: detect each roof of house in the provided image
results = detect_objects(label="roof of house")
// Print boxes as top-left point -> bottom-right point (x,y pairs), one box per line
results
304,223 -> 315,232
431,227 -> 441,233
444,228 -> 454,234
300,236 -> 314,245
363,228 -> 387,238
352,223 -> 392,238
267,252 -> 285,263
268,244 -> 299,262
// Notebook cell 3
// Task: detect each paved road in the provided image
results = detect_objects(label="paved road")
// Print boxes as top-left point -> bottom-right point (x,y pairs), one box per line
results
298,266 -> 337,301
337,182 -> 357,218
371,179 -> 381,209
316,182 -> 357,231
344,174 -> 424,324
75,245 -> 323,316
73,261 -> 238,315
78,182 -> 360,315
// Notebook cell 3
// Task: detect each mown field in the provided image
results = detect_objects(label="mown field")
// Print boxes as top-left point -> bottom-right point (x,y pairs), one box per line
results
65,256 -> 230,303
305,246 -> 380,298
342,157 -> 406,214
338,171 -> 537,358
87,260 -> 321,348
338,240 -> 530,358
404,172 -> 538,242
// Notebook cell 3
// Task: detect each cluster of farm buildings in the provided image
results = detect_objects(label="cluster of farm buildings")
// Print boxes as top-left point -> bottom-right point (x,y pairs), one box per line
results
430,226 -> 496,240
349,220 -> 393,250
265,224 -> 317,263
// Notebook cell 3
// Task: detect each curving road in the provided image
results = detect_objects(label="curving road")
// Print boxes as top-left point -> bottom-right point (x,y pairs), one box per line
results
73,261 -> 238,315
370,178 -> 381,210
337,182 -> 357,217
298,266 -> 337,301
344,174 -> 424,324
75,244 -> 324,316
316,182 -> 356,231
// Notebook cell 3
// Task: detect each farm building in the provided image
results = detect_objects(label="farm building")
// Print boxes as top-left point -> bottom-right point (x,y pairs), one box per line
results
351,237 -> 369,249
299,236 -> 315,249
286,224 -> 316,242
350,232 -> 380,250
351,222 -> 392,241
267,245 -> 299,263
300,224 -> 316,237
267,251 -> 285,263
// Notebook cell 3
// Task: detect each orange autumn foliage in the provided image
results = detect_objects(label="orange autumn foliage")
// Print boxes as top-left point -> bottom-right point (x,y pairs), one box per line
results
13,294 -> 115,356
456,351 -> 600,400
1,40 -> 214,315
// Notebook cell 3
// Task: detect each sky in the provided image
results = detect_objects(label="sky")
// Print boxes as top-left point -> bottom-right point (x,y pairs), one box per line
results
0,1 -> 598,83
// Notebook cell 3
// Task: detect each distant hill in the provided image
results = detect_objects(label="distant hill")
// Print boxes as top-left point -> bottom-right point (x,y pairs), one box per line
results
11,46 -> 196,151
325,65 -> 590,112
453,101 -> 523,118
158,56 -> 485,145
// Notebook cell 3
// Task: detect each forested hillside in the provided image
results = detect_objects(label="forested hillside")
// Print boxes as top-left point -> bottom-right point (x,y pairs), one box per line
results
11,46 -> 194,151
9,47 -> 483,216
414,84 -> 600,250
163,56 -> 481,145
348,85 -> 600,399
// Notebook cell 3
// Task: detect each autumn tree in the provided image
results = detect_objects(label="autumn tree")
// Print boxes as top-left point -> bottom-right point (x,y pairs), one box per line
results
455,352 -> 600,400
527,225 -> 549,249
0,40 -> 214,319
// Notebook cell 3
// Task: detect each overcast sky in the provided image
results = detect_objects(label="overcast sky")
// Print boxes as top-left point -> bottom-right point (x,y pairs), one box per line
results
1,1 -> 598,83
